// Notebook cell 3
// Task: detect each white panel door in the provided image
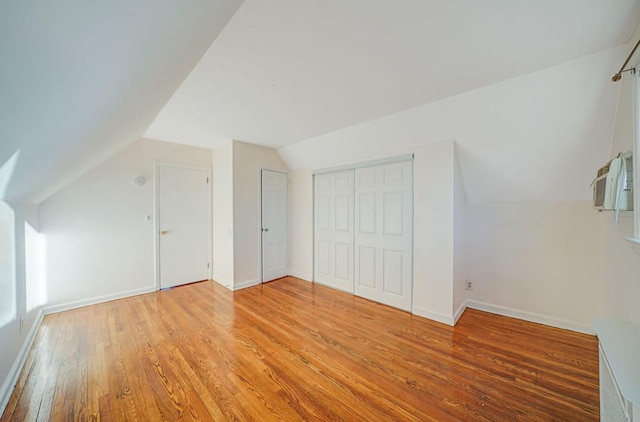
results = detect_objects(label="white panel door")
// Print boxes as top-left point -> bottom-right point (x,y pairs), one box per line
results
262,170 -> 289,282
355,161 -> 412,311
314,170 -> 354,292
158,165 -> 210,289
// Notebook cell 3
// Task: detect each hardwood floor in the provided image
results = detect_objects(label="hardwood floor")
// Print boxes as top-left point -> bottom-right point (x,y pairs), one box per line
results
2,277 -> 599,421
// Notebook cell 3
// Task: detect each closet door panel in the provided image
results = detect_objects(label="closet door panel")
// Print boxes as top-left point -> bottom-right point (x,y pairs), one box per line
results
314,171 -> 354,292
354,161 -> 412,311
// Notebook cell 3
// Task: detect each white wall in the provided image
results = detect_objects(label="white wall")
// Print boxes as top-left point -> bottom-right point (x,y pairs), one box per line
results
288,141 -> 462,324
212,142 -> 234,288
232,141 -> 287,288
289,169 -> 313,281
282,47 -> 624,332
0,201 -> 42,413
465,202 -> 603,332
0,0 -> 242,203
411,142 -> 456,324
40,138 -> 212,310
452,148 -> 467,319
279,47 -> 622,204
600,50 -> 640,324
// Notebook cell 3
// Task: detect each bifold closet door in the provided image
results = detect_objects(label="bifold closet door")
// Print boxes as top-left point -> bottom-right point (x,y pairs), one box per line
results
354,161 -> 412,312
314,170 -> 355,292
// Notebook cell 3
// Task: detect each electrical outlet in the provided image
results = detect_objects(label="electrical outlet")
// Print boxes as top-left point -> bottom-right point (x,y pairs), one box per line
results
465,280 -> 473,290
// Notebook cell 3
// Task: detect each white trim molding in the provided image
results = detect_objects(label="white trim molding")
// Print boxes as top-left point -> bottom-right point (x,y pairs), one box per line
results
453,302 -> 467,325
43,286 -> 156,315
465,300 -> 595,335
312,153 -> 414,175
0,309 -> 44,416
412,306 -> 455,326
232,279 -> 261,291
289,272 -> 312,282
211,277 -> 233,290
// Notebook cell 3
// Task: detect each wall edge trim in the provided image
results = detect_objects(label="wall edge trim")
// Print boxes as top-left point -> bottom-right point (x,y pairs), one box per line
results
412,306 -> 455,326
289,272 -> 312,282
233,279 -> 260,291
43,286 -> 157,315
466,300 -> 595,335
0,309 -> 44,417
453,301 -> 467,325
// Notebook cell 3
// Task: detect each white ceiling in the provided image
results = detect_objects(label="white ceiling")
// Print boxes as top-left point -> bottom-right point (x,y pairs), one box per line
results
2,0 -> 640,203
0,0 -> 243,202
145,0 -> 640,150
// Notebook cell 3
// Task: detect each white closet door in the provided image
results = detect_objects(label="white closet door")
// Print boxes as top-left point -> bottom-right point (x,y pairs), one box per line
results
158,165 -> 210,289
314,170 -> 354,292
355,161 -> 412,311
262,170 -> 289,282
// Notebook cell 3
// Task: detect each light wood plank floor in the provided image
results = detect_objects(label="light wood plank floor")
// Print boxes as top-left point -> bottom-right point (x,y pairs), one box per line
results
2,277 -> 599,421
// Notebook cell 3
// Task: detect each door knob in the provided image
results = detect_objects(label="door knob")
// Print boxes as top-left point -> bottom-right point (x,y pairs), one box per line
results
161,230 -> 167,235
263,228 -> 269,232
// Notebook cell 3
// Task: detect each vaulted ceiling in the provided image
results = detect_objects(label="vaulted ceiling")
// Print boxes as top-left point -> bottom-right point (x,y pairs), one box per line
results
146,0 -> 640,149
2,0 -> 640,203
0,0 -> 243,202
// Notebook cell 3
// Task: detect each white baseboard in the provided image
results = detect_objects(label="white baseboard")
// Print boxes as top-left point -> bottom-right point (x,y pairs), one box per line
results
233,279 -> 260,291
211,279 -> 233,291
0,309 -> 44,417
43,285 -> 157,315
465,300 -> 595,335
212,274 -> 232,289
453,302 -> 467,325
289,271 -> 312,282
412,306 -> 455,326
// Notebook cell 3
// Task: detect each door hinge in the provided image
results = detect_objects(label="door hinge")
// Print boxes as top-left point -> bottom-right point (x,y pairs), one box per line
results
207,262 -> 210,268
206,177 -> 209,184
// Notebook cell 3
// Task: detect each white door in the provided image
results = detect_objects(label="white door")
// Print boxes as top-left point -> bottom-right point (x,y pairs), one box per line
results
262,170 -> 288,282
354,161 -> 412,311
314,170 -> 355,292
158,165 -> 210,289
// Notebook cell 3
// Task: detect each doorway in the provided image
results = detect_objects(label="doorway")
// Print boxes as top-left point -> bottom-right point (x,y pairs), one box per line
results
261,170 -> 289,283
157,164 -> 211,289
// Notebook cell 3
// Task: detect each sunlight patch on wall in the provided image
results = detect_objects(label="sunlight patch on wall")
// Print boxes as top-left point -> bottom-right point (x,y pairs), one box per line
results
0,201 -> 16,326
0,151 -> 19,200
25,222 -> 47,312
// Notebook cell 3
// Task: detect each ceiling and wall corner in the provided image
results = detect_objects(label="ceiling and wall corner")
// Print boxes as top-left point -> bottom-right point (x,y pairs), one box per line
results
279,47 -> 625,204
2,0 -> 639,206
0,0 -> 244,203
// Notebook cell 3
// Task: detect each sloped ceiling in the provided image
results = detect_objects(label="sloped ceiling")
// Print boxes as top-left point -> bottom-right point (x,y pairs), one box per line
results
146,0 -> 640,150
3,0 -> 640,204
0,0 -> 243,203
279,47 -> 625,203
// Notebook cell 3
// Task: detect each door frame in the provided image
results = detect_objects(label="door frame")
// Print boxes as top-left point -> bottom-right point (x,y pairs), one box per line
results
154,162 -> 212,290
260,168 -> 289,283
